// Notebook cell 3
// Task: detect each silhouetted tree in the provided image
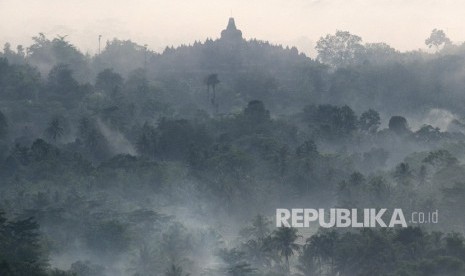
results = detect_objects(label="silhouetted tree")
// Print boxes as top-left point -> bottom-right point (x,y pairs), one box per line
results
425,29 -> 451,51
359,109 -> 380,133
204,74 -> 220,111
95,68 -> 123,94
272,227 -> 300,273
389,115 -> 409,135
0,211 -> 48,276
243,100 -> 271,127
316,31 -> 364,67
45,118 -> 64,142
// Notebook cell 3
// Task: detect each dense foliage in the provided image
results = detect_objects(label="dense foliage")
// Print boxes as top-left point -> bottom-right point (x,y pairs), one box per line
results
2,24 -> 465,275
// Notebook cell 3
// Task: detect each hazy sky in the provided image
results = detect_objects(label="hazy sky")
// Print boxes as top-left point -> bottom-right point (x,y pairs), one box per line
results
1,0 -> 464,56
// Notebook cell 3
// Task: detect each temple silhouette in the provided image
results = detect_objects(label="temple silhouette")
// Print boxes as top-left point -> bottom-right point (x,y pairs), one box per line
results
220,17 -> 243,42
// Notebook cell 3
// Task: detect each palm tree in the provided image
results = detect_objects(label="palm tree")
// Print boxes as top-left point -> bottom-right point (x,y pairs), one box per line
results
306,230 -> 339,274
204,74 -> 220,112
45,118 -> 64,142
272,227 -> 301,274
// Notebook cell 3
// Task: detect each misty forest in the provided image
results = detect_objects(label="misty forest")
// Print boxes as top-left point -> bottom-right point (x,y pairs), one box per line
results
3,18 -> 465,276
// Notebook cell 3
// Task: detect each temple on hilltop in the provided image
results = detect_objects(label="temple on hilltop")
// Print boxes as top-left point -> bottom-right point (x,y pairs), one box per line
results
216,17 -> 245,69
220,18 -> 243,42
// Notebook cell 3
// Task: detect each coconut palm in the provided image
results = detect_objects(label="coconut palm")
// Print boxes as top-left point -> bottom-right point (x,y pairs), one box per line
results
272,227 -> 301,274
204,74 -> 220,112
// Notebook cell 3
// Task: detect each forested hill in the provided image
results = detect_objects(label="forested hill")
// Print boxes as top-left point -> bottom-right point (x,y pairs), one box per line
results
3,19 -> 465,120
1,19 -> 465,155
3,19 -> 465,276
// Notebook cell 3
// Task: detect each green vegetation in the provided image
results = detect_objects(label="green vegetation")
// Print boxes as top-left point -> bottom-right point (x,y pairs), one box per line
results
2,25 -> 465,275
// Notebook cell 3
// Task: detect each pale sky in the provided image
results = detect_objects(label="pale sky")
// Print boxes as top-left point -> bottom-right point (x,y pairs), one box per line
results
1,0 -> 464,56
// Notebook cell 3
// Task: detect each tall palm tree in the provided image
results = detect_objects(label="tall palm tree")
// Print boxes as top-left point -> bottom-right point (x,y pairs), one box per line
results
306,230 -> 338,274
204,74 -> 220,112
272,227 -> 301,274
